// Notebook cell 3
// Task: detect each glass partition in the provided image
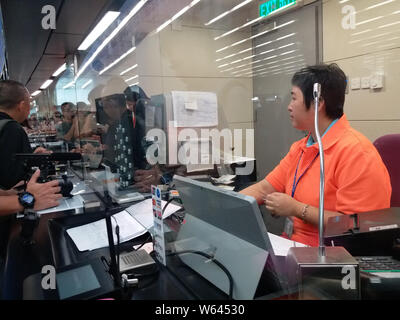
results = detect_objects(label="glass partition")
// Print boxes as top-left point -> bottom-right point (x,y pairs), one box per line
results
24,0 -> 400,300
25,0 -> 399,205
26,0 -> 400,217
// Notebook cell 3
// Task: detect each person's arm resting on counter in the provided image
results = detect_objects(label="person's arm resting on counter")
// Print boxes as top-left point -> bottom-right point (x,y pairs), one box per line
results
0,169 -> 62,215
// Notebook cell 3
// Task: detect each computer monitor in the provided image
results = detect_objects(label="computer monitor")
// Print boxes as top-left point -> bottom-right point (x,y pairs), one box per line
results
172,175 -> 282,300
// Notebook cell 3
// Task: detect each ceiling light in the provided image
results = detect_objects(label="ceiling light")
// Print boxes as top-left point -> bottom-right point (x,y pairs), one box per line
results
365,0 -> 395,11
120,64 -> 138,76
52,63 -> 67,77
205,0 -> 253,26
378,21 -> 400,29
63,81 -> 75,89
356,16 -> 384,26
76,0 -> 148,80
78,11 -> 120,51
81,80 -> 92,89
351,29 -> 372,36
31,90 -> 41,97
99,47 -> 136,75
156,0 -> 201,33
40,79 -> 53,90
216,20 -> 295,52
125,75 -> 138,82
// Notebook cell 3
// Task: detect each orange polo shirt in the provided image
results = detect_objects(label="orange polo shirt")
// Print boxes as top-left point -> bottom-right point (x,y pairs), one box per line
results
266,114 -> 392,247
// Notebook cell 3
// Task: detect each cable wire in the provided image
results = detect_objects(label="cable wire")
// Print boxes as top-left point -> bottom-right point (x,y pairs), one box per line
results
168,250 -> 234,300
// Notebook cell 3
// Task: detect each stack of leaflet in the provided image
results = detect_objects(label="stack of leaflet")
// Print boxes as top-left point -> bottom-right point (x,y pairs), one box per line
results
210,175 -> 236,191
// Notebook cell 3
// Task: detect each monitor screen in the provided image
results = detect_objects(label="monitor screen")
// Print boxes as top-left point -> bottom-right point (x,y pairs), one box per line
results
57,264 -> 101,300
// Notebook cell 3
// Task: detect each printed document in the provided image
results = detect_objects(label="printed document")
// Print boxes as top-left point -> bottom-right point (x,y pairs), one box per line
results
268,232 -> 308,256
125,198 -> 182,230
66,199 -> 181,251
171,91 -> 218,127
67,210 -> 147,251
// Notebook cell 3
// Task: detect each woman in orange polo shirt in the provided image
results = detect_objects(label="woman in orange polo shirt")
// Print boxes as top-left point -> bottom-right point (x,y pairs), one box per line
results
241,64 -> 391,247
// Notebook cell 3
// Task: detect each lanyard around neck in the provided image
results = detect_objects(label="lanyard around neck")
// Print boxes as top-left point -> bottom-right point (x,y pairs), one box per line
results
291,150 -> 319,198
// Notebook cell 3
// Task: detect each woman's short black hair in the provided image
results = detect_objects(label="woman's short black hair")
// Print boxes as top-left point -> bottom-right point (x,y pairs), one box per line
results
291,64 -> 347,120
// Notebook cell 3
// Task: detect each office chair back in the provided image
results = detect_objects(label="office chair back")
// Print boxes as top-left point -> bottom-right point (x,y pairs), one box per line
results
374,134 -> 400,207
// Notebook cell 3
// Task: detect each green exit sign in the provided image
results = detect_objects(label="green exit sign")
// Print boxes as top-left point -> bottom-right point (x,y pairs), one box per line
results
259,0 -> 297,17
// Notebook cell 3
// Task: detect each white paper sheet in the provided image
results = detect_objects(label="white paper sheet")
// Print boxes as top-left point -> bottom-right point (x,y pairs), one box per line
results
66,210 -> 147,252
171,91 -> 218,127
125,198 -> 182,230
211,175 -> 236,185
267,232 -> 308,257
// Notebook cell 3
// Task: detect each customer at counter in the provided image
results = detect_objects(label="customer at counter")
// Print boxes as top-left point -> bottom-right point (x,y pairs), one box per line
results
56,102 -> 78,142
0,80 -> 49,190
240,64 -> 392,247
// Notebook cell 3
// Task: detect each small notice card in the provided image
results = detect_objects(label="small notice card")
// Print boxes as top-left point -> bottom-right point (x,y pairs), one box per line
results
152,185 -> 166,266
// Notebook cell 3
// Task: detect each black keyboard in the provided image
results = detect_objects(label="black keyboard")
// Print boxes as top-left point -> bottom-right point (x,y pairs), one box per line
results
355,256 -> 400,272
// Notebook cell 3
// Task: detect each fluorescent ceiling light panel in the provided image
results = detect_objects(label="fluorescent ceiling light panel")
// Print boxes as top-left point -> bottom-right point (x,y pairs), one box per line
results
31,90 -> 41,97
76,0 -> 148,80
125,75 -> 138,82
356,16 -> 384,26
351,29 -> 372,36
78,11 -> 120,51
205,0 -> 253,26
120,64 -> 138,75
82,80 -> 93,89
217,43 -> 295,68
40,79 -> 53,90
156,0 -> 201,33
216,33 -> 296,62
365,0 -> 395,11
379,21 -> 400,28
63,81 -> 75,89
52,63 -> 67,77
99,47 -> 136,75
216,20 -> 295,52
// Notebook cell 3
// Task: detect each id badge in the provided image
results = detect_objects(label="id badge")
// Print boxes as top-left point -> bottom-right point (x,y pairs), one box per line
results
284,218 -> 294,239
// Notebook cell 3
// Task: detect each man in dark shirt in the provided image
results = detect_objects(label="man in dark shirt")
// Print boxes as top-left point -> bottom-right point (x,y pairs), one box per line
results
0,80 -> 58,261
0,80 -> 47,189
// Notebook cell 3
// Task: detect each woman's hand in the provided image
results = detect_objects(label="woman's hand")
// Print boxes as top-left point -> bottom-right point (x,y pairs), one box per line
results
264,192 -> 302,218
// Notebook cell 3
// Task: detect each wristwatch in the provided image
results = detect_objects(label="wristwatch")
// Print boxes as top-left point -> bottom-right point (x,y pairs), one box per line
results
18,192 -> 35,209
